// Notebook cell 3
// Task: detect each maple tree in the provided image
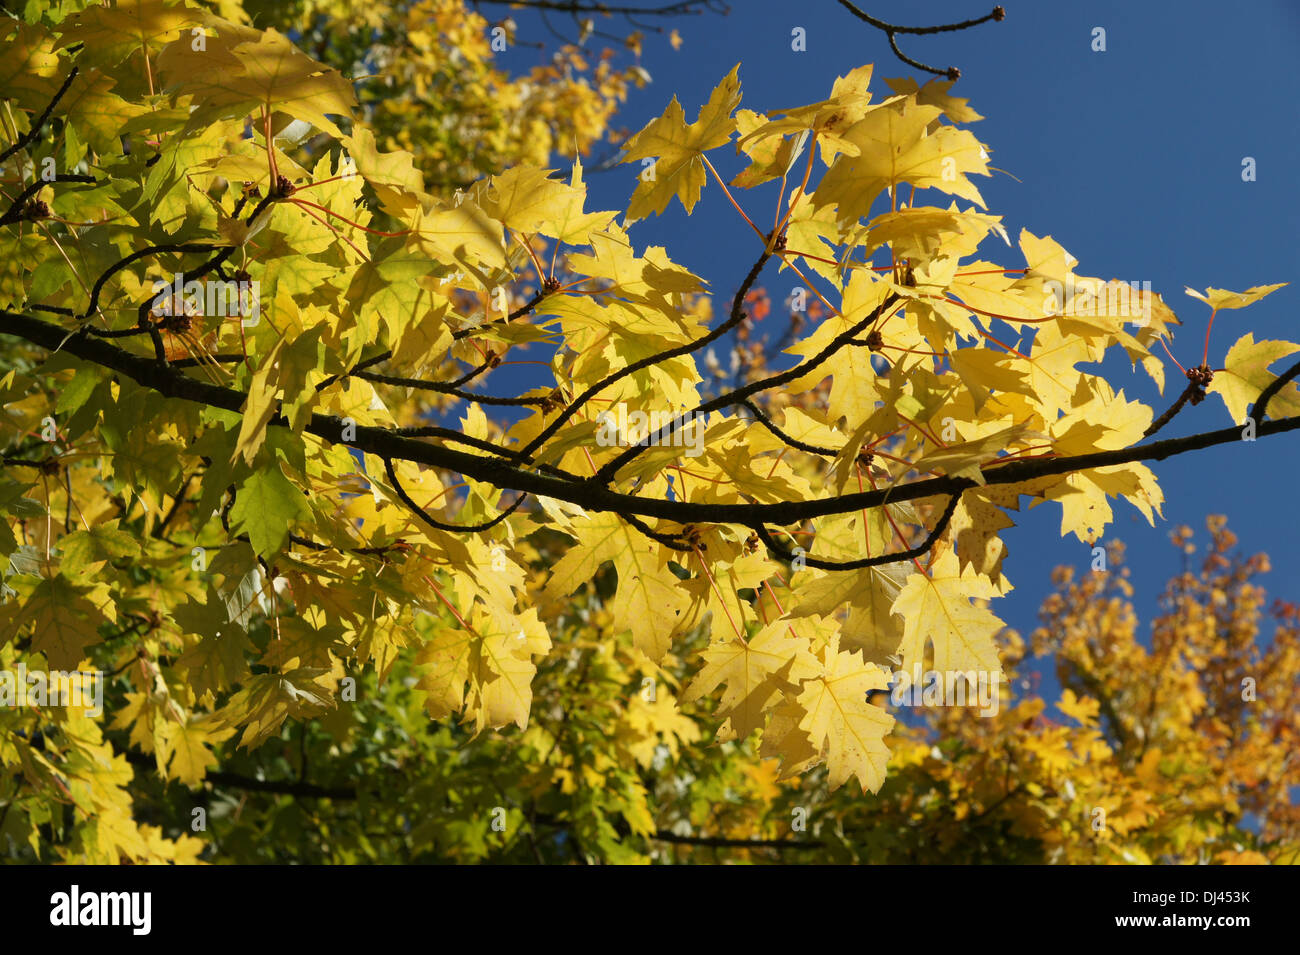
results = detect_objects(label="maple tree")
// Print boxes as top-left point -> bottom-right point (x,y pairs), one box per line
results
0,0 -> 1295,863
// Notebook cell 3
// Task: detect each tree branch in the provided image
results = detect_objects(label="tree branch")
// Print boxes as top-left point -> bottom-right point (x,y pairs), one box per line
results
124,749 -> 824,851
356,369 -> 549,406
1251,356 -> 1300,426
123,751 -> 356,800
741,398 -> 838,456
0,174 -> 98,227
383,456 -> 526,533
0,66 -> 79,167
1144,377 -> 1205,438
516,234 -> 781,462
756,493 -> 959,570
590,291 -> 900,482
834,1 -> 1004,78
4,309 -> 1300,532
649,830 -> 821,850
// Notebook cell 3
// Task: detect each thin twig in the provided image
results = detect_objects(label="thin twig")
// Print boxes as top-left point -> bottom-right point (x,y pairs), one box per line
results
0,67 -> 79,167
755,493 -> 959,571
834,1 -> 1004,77
383,456 -> 526,533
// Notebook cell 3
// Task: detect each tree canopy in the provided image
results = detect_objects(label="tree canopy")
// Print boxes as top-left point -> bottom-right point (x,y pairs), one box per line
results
0,0 -> 1295,864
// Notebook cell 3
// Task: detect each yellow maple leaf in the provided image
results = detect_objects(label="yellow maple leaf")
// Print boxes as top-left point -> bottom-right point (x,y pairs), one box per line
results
737,64 -> 876,168
760,698 -> 821,780
915,422 -> 1038,485
883,76 -> 984,124
1048,463 -> 1162,544
160,26 -> 357,138
796,634 -> 894,792
682,622 -> 820,741
53,0 -> 202,68
891,549 -> 1005,677
621,64 -> 741,220
217,663 -> 336,749
950,491 -> 1013,584
0,20 -> 61,109
342,125 -> 428,218
156,718 -> 234,788
415,606 -> 548,733
1207,333 -> 1300,424
544,511 -> 688,661
1056,688 -> 1100,728
474,164 -> 581,235
233,339 -> 283,466
1185,282 -> 1287,311
814,98 -> 988,224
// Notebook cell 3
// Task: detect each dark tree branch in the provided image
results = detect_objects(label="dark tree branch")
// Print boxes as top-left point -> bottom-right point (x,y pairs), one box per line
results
622,512 -> 691,550
151,474 -> 196,539
1,456 -> 49,469
393,425 -> 585,482
260,533 -> 399,557
80,243 -> 218,321
171,352 -> 244,367
741,398 -> 838,456
123,751 -> 356,800
4,309 -> 1300,535
516,234 -> 782,462
886,30 -> 952,78
590,292 -> 901,483
356,369 -> 550,406
0,174 -> 98,226
835,1 -> 1004,78
315,287 -> 552,393
756,493 -> 960,570
314,349 -> 394,393
383,455 -> 526,533
1251,356 -> 1300,427
649,830 -> 821,850
0,66 -> 79,167
448,353 -> 502,388
1144,378 -> 1204,438
29,303 -> 75,316
451,285 -> 554,340
126,745 -> 823,851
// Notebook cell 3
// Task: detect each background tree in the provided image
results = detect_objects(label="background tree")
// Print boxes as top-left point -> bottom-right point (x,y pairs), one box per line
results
238,0 -> 657,190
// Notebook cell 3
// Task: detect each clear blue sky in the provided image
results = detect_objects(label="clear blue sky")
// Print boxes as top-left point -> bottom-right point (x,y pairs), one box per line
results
491,0 -> 1300,664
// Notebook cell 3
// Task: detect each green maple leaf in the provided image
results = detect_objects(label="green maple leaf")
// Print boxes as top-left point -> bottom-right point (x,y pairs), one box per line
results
58,520 -> 139,576
218,665 -> 336,749
173,588 -> 253,699
229,463 -> 311,557
14,576 -> 107,670
344,238 -> 443,344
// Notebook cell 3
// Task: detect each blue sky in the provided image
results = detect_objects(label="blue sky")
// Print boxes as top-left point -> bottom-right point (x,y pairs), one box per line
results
490,0 -> 1300,661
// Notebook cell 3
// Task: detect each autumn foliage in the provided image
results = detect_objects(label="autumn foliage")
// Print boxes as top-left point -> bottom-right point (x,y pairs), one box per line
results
0,0 -> 1295,863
